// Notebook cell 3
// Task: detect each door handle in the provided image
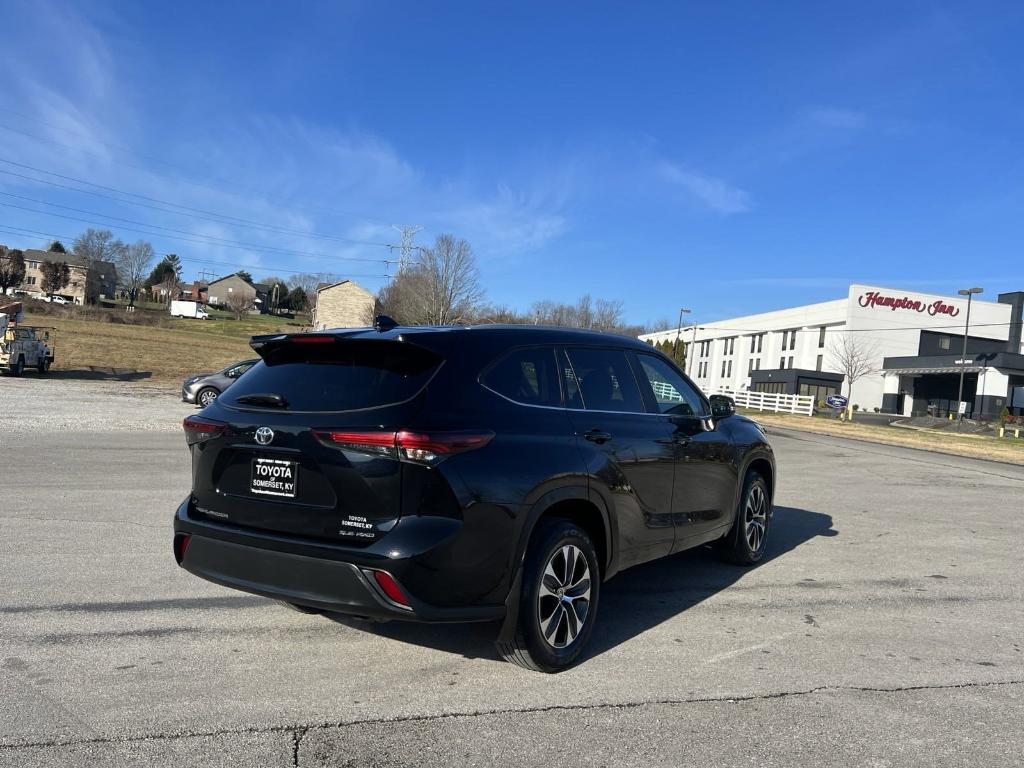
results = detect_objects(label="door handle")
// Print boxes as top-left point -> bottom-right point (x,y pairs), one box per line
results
584,429 -> 612,444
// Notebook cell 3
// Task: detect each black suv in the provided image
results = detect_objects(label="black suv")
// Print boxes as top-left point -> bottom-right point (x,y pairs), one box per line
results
173,323 -> 775,672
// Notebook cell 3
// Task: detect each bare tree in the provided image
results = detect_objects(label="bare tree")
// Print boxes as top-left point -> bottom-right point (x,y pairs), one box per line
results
116,240 -> 155,308
829,335 -> 880,419
224,292 -> 256,319
0,247 -> 26,295
378,234 -> 484,325
73,228 -> 123,265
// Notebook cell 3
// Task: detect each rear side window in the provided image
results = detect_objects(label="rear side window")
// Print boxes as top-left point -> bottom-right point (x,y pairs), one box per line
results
564,347 -> 644,413
223,340 -> 442,412
482,347 -> 560,407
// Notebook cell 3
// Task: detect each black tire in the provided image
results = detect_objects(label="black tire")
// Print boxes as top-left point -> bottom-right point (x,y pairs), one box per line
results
10,355 -> 24,377
496,519 -> 600,673
720,471 -> 772,565
197,387 -> 219,407
37,357 -> 49,374
277,600 -> 321,615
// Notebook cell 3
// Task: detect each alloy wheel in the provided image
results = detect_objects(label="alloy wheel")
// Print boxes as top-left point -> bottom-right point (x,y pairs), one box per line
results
200,390 -> 217,406
537,544 -> 591,649
745,483 -> 768,552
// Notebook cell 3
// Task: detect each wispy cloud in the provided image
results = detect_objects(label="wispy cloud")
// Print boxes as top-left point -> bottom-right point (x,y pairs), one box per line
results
657,162 -> 751,215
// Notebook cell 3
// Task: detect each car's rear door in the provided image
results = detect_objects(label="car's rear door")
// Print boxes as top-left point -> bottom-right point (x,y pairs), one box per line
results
560,346 -> 677,568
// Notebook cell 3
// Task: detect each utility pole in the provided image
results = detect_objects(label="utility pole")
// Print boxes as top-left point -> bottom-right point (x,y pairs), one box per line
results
673,308 -> 691,364
392,225 -> 422,274
955,286 -> 983,430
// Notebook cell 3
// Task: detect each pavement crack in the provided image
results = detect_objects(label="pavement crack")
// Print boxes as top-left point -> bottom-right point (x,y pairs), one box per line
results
2,679 -> 1021,752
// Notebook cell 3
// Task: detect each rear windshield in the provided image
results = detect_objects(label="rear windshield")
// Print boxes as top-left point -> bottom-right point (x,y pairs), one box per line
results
222,339 -> 442,412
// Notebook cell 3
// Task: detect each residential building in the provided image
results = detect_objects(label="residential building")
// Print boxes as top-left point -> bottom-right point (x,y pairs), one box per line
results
312,280 -> 376,330
640,283 -> 1024,419
17,249 -> 117,305
206,273 -> 268,313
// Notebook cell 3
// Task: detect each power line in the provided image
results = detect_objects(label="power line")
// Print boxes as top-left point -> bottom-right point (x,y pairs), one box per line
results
0,223 -> 390,280
0,159 -> 399,247
0,116 -> 397,226
0,196 -> 396,266
391,224 -> 422,273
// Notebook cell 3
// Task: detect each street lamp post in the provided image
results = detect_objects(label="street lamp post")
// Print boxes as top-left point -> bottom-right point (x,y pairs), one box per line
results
673,308 -> 691,364
686,323 -> 702,378
956,287 -> 983,430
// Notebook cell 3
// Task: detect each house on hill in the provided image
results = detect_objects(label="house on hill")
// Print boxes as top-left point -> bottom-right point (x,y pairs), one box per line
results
206,273 -> 268,313
17,249 -> 117,305
312,280 -> 376,329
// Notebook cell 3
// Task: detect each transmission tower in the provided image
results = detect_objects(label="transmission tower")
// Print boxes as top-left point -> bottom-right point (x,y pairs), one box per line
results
391,224 -> 422,274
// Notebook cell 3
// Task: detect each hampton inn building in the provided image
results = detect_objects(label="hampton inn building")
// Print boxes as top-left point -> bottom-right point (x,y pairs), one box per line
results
640,284 -> 1024,419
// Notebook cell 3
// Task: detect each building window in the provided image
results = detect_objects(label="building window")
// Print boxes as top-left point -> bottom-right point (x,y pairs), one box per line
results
757,334 -> 763,353
27,261 -> 39,269
748,359 -> 754,375
818,326 -> 826,348
27,276 -> 36,285
780,357 -> 786,369
939,336 -> 951,350
816,355 -> 823,372
727,360 -> 732,377
788,356 -> 794,368
755,359 -> 761,370
721,361 -> 727,377
750,335 -> 756,354
789,331 -> 797,351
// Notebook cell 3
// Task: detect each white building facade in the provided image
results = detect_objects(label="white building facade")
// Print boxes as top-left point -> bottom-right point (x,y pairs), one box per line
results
640,284 -> 1024,419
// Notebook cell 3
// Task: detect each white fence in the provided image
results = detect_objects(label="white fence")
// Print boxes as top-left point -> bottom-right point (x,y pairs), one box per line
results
716,387 -> 814,417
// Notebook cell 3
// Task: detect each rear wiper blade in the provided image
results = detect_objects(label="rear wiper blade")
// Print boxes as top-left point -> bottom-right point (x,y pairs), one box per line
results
235,392 -> 289,408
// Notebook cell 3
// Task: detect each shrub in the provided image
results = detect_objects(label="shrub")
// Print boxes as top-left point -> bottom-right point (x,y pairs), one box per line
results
873,407 -> 880,413
1000,406 -> 1011,426
852,404 -> 860,411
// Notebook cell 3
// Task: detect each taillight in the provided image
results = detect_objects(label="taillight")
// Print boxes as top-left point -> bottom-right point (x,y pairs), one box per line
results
314,429 -> 494,464
183,415 -> 226,446
173,534 -> 191,565
368,570 -> 411,609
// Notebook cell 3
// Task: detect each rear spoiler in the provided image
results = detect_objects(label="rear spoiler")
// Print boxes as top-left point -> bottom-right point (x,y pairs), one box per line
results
249,332 -> 442,372
249,330 -> 365,356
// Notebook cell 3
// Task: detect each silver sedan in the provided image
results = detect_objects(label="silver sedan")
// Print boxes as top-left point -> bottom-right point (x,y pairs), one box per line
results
181,359 -> 259,407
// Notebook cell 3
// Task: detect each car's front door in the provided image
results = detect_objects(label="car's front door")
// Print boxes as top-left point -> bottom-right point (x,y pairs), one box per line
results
632,353 -> 737,550
561,346 -> 677,569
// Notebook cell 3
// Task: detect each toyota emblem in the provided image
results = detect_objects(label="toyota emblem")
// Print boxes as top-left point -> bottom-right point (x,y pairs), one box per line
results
254,426 -> 274,446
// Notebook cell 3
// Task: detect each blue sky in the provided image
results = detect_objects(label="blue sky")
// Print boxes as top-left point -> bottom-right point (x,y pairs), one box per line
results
1,1 -> 1022,325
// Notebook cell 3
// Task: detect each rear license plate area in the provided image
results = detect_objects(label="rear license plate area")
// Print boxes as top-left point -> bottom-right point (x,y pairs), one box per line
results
250,457 -> 299,498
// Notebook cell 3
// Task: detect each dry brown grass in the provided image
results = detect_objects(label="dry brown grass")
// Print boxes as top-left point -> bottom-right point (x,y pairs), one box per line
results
747,410 -> 1024,466
22,310 -> 306,382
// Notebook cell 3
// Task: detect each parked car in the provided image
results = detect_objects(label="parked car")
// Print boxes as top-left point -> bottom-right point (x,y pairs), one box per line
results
173,322 -> 775,672
41,295 -> 71,305
181,359 -> 258,407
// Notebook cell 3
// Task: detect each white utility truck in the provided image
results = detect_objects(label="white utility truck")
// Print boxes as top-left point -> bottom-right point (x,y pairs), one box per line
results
0,302 -> 54,376
170,300 -> 211,320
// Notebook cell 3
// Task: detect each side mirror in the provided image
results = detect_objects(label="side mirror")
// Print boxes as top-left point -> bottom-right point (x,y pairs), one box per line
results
709,394 -> 736,419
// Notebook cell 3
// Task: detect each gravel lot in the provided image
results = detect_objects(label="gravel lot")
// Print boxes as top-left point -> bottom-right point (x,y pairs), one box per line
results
1,381 -> 1023,766
0,375 -> 190,433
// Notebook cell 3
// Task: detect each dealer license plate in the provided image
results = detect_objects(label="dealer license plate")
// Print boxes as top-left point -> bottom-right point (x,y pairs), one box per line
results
250,457 -> 298,498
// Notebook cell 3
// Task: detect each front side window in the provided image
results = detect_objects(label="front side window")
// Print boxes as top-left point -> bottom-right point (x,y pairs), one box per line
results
564,347 -> 644,413
636,354 -> 706,417
482,346 -> 560,407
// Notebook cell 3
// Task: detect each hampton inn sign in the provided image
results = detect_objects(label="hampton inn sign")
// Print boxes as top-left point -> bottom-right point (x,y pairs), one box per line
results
641,283 -> 1024,419
858,290 -> 961,317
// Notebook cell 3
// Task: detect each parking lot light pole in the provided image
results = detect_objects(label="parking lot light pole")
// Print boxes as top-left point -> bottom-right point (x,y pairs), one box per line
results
956,287 -> 983,430
673,308 -> 691,364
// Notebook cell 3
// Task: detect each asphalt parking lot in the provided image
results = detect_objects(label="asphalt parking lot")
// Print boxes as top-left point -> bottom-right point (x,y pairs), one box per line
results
2,401 -> 1023,766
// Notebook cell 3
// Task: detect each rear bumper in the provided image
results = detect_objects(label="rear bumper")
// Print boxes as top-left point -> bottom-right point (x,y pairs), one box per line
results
173,499 -> 506,623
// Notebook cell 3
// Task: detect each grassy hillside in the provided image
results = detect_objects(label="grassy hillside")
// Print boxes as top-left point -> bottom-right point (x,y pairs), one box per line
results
21,308 -> 308,383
